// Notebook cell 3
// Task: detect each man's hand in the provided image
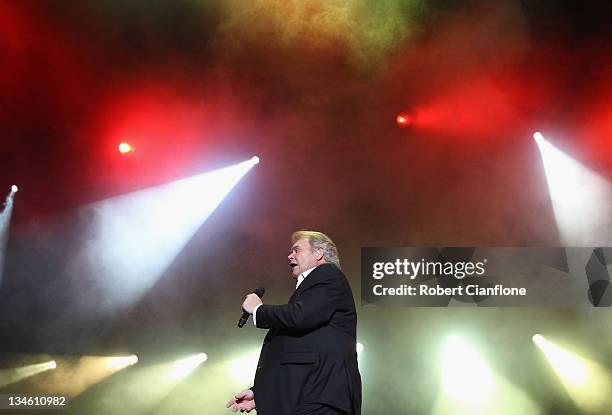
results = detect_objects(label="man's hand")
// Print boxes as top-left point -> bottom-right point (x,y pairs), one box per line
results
226,389 -> 256,413
242,293 -> 263,314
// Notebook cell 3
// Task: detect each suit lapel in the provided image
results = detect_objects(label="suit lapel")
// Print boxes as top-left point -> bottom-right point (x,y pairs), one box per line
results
289,265 -> 324,302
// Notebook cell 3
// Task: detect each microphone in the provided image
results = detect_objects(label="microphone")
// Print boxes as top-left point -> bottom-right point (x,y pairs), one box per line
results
238,287 -> 265,328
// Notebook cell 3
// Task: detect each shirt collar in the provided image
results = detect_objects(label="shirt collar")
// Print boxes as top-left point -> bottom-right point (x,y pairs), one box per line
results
295,266 -> 317,289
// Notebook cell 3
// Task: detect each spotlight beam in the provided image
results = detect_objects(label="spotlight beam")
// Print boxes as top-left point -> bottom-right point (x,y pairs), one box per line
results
0,361 -> 57,388
62,157 -> 259,313
441,336 -> 493,404
533,132 -> 612,244
0,186 -> 17,285
533,334 -> 612,412
168,353 -> 208,380
432,336 -> 540,415
106,355 -> 139,368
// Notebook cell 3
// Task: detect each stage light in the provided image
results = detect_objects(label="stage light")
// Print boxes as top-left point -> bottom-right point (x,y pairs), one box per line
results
533,131 -> 544,142
396,112 -> 413,128
106,355 -> 139,369
168,353 -> 208,380
0,360 -> 57,388
48,355 -> 206,413
31,355 -> 143,397
356,342 -> 364,354
251,156 -> 260,164
533,131 -> 612,244
533,334 -> 612,412
118,142 -> 134,154
1,186 -> 17,285
441,336 -> 493,405
228,350 -> 260,385
432,336 -> 540,415
532,335 -> 587,386
67,156 -> 259,311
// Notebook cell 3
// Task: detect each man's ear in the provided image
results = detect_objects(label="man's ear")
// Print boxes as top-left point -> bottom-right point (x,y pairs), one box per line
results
315,247 -> 325,261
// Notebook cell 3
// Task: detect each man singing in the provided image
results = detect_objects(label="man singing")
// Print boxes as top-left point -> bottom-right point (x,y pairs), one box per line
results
227,230 -> 362,414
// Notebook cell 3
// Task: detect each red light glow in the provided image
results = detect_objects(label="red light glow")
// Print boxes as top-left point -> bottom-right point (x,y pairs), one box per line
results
396,113 -> 413,128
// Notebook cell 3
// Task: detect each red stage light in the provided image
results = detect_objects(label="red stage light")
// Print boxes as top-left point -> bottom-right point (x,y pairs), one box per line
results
118,142 -> 134,154
396,113 -> 413,128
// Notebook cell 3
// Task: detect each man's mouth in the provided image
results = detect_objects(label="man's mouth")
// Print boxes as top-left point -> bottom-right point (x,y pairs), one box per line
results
289,263 -> 298,269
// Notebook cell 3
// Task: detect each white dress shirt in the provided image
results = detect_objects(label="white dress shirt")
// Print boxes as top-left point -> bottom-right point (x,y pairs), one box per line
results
253,266 -> 318,325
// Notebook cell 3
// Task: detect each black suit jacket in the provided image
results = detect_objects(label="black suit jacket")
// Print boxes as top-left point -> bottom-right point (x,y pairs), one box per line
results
252,263 -> 361,415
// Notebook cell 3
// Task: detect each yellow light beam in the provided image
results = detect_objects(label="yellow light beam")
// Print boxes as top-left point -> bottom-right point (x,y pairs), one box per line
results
533,334 -> 612,413
441,336 -> 494,406
106,355 -> 139,369
432,336 -> 540,415
0,360 -> 56,388
168,353 -> 208,380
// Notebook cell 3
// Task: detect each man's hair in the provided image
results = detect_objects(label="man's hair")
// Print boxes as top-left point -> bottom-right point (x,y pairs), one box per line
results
292,230 -> 341,269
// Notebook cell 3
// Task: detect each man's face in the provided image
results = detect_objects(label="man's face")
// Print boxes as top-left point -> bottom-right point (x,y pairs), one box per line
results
288,238 -> 320,278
